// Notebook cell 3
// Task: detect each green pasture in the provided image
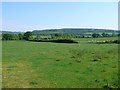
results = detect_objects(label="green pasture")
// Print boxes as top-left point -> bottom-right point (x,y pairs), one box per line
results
2,37 -> 118,88
73,37 -> 118,42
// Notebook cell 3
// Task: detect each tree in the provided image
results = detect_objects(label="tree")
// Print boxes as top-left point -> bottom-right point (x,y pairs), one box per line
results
2,34 -> 14,40
54,33 -> 60,37
18,34 -> 23,40
102,33 -> 110,37
23,31 -> 33,40
13,34 -> 19,40
92,33 -> 100,38
118,33 -> 120,37
2,34 -> 21,40
34,35 -> 41,40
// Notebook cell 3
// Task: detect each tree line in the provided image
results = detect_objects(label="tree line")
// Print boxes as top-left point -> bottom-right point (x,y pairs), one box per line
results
2,31 -> 119,41
2,32 -> 32,40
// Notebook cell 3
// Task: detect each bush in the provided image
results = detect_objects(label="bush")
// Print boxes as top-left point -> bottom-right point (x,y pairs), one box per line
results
113,40 -> 120,44
52,39 -> 78,43
31,39 -> 78,43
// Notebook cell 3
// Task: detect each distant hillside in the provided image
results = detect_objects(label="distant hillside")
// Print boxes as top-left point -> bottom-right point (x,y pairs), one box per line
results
32,28 -> 118,35
1,28 -> 118,35
1,31 -> 23,34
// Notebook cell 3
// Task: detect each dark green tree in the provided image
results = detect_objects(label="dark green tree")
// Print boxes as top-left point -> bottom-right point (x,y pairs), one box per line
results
118,33 -> 120,37
102,33 -> 110,37
13,34 -> 19,40
92,33 -> 100,38
18,34 -> 23,40
2,34 -> 14,40
23,31 -> 33,40
34,35 -> 41,40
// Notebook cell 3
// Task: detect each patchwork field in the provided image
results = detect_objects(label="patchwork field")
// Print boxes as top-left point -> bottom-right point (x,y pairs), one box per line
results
2,38 -> 118,88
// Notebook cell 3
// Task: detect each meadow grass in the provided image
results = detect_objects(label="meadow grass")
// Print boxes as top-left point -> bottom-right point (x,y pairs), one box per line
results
73,37 -> 118,43
2,38 -> 118,88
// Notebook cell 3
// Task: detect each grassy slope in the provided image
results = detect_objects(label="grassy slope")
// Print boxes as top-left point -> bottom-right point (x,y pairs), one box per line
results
2,38 -> 118,88
73,37 -> 118,42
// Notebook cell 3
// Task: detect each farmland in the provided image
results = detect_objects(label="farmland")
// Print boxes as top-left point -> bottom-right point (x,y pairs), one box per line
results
2,37 -> 118,88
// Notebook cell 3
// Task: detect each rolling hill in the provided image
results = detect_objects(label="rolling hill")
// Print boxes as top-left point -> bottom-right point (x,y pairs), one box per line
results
1,28 -> 118,35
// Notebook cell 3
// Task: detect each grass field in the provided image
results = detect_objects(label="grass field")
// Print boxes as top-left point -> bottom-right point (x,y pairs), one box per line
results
2,37 -> 118,88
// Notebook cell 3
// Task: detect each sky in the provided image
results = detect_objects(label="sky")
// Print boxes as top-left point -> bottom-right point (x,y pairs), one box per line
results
2,2 -> 118,32
1,0 -> 119,2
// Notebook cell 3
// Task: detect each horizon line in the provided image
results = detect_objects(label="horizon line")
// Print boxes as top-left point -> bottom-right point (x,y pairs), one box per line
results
2,27 -> 118,32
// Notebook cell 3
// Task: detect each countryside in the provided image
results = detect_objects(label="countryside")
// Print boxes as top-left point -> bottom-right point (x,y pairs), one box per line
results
2,28 -> 119,88
2,2 -> 119,89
